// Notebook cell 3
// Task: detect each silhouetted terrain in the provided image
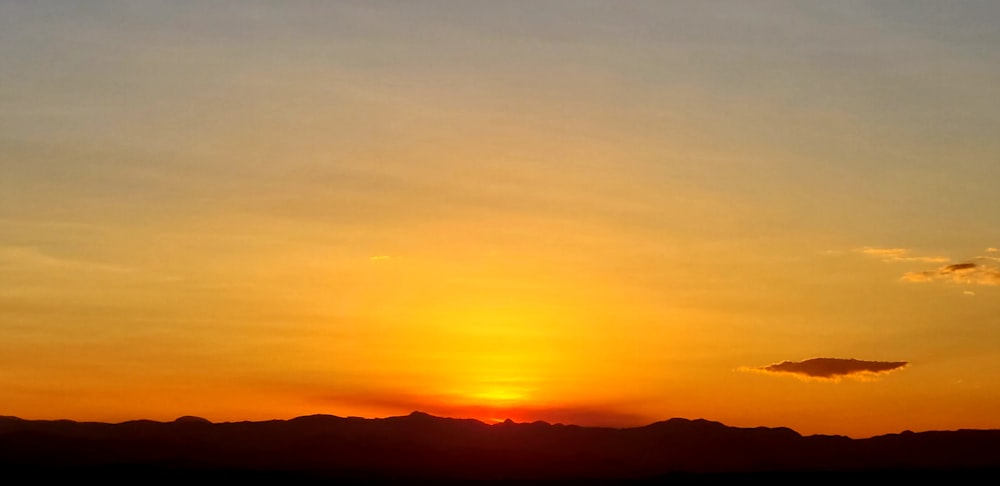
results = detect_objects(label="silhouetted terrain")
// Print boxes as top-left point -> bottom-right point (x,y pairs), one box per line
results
2,412 -> 998,482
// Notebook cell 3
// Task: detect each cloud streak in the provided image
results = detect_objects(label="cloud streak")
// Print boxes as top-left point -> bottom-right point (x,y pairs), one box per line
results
856,247 -> 949,263
750,358 -> 908,381
0,246 -> 134,274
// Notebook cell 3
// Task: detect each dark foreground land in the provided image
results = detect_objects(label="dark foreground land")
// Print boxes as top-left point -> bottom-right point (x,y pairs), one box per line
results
2,412 -> 999,483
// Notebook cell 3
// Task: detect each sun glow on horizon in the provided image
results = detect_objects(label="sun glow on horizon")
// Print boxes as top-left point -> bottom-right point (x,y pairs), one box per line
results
469,387 -> 529,403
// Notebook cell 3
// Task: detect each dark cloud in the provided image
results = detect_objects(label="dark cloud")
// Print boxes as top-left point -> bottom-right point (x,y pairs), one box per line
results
942,263 -> 977,272
754,358 -> 908,380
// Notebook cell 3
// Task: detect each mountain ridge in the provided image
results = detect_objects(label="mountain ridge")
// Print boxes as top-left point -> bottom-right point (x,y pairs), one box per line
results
2,411 -> 998,481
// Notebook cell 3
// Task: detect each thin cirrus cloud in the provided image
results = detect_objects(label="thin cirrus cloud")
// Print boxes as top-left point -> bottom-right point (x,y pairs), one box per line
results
0,245 -> 134,274
855,247 -> 950,263
748,358 -> 909,381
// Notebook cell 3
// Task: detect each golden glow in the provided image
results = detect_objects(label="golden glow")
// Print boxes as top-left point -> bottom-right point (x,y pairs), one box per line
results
2,1 -> 1000,441
470,387 -> 528,403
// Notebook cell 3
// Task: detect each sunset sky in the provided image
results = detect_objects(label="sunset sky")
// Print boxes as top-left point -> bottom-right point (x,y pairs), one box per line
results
2,1 -> 999,438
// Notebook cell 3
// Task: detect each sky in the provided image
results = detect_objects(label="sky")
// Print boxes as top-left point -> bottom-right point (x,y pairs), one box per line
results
2,0 -> 999,438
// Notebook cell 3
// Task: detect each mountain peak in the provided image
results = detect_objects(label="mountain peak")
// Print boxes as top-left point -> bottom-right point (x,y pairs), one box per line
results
173,416 -> 211,424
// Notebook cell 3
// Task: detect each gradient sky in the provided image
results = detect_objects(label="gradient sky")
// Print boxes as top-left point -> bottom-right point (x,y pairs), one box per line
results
2,1 -> 999,438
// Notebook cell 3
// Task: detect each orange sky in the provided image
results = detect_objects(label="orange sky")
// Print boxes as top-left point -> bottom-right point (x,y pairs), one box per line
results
2,1 -> 1000,438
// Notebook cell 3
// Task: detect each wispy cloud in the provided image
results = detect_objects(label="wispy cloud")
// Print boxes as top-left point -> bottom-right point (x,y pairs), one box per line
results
747,357 -> 908,381
901,259 -> 1000,286
0,246 -> 134,274
855,247 -> 949,263
855,246 -> 1000,288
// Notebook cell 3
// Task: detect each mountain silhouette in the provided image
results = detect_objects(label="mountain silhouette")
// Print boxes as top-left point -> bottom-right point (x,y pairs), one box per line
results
2,412 -> 998,482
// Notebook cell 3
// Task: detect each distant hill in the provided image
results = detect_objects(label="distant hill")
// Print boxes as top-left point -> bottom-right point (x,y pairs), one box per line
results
2,411 -> 998,482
